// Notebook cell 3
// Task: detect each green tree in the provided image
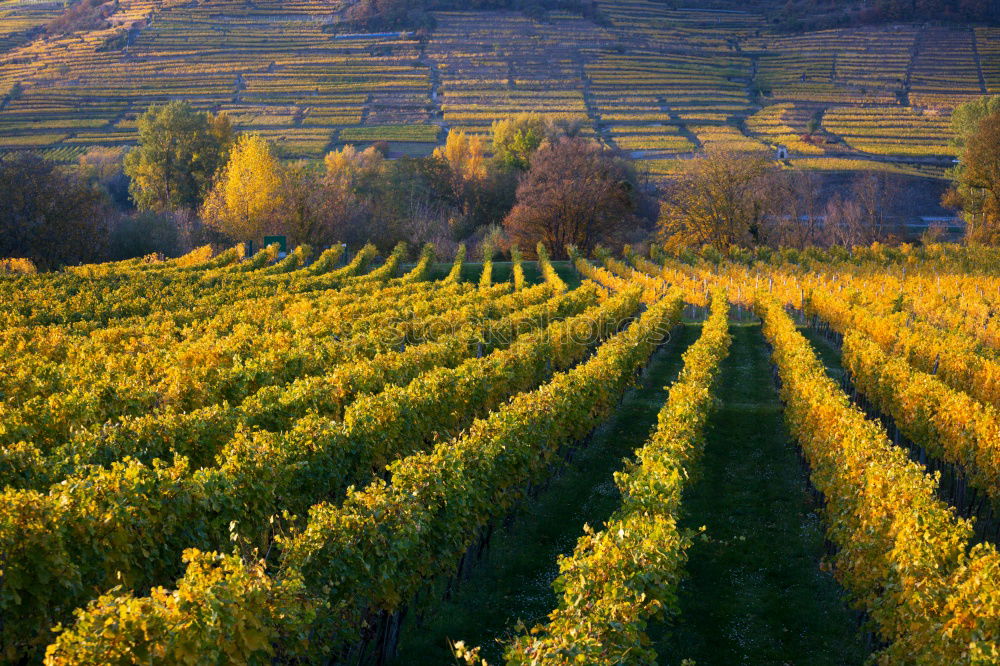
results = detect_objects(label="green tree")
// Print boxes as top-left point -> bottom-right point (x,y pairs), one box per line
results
946,111 -> 1000,245
951,95 -> 1000,148
491,113 -> 584,172
491,113 -> 551,171
124,101 -> 233,212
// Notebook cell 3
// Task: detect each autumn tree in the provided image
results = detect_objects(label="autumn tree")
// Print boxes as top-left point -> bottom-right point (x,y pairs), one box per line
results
324,144 -> 466,248
324,144 -> 385,186
850,171 -> 900,241
436,129 -> 508,238
124,101 -> 233,213
434,129 -> 487,186
503,137 -> 640,259
0,154 -> 110,269
202,141 -> 386,249
340,0 -> 594,32
947,111 -> 1000,245
822,193 -> 867,247
47,0 -> 115,35
201,134 -> 284,243
658,149 -> 781,250
342,0 -> 429,30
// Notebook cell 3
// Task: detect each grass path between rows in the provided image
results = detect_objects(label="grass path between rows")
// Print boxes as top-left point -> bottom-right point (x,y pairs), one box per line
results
654,322 -> 866,665
391,322 -> 701,664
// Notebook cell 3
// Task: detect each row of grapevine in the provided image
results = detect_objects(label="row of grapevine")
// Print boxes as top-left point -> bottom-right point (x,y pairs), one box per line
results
804,286 -> 1000,411
568,248 -> 632,296
792,267 -> 1000,355
0,240 -> 380,329
645,257 -> 1000,411
601,254 -> 668,302
504,289 -> 731,665
0,258 -> 38,274
628,250 -> 1000,661
41,291 -> 684,664
259,245 -> 314,275
445,244 -> 467,283
479,249 -> 493,289
535,243 -> 567,292
1,280 -> 489,450
0,259 -> 437,371
827,271 -> 1000,351
0,243 -> 383,368
627,254 -> 710,307
0,283 -> 581,490
647,256 -> 1000,513
2,275 -> 460,384
757,295 -> 1000,662
0,284 -> 637,659
841,330 -> 1000,515
692,254 -> 1000,357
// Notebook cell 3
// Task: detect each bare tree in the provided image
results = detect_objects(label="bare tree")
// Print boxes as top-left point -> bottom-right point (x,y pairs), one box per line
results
852,172 -> 901,241
766,171 -> 824,248
823,193 -> 867,247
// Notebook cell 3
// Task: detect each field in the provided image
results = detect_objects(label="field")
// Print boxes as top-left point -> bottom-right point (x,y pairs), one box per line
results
0,0 -> 995,177
3,241 -> 1000,663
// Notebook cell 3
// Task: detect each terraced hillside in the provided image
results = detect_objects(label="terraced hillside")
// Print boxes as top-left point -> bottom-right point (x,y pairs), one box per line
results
0,0 -> 994,179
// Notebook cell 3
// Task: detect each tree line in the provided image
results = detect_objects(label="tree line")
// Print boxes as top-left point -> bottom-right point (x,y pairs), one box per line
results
659,150 -> 916,250
335,0 -> 602,33
4,95 -> 987,271
717,0 -> 1000,30
46,0 -> 118,36
0,102 -> 653,268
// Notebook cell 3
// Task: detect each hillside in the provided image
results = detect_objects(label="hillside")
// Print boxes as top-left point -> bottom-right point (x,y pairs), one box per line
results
0,0 -> 995,180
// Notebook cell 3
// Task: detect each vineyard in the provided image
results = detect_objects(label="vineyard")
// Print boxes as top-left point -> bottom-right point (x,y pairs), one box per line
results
2,240 -> 1000,663
0,0 -> 997,180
